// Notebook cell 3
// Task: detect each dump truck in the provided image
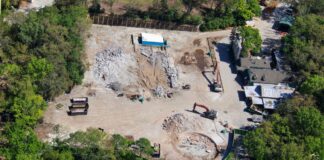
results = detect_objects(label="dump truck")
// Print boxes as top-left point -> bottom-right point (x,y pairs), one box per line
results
192,103 -> 218,120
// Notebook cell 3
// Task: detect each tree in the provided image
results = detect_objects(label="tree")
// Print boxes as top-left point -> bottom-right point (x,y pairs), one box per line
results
300,75 -> 324,95
294,107 -> 323,137
0,124 -> 43,160
135,138 -> 154,155
282,14 -> 324,78
239,26 -> 262,56
244,103 -> 324,159
283,0 -> 324,15
182,0 -> 207,14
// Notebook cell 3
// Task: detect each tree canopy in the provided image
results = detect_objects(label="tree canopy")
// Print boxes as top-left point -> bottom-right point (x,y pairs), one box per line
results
239,26 -> 262,57
244,104 -> 324,160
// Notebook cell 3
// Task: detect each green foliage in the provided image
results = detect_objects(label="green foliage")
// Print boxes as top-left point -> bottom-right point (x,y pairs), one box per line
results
182,15 -> 203,25
300,75 -> 324,95
294,107 -> 323,136
42,150 -> 74,160
27,57 -> 53,80
200,16 -> 235,31
239,26 -> 262,56
244,104 -> 324,159
299,75 -> 324,111
135,138 -> 154,155
0,3 -> 91,160
182,0 -> 207,14
200,0 -> 261,31
284,0 -> 324,15
247,0 -> 262,16
0,124 -> 44,160
282,14 -> 324,78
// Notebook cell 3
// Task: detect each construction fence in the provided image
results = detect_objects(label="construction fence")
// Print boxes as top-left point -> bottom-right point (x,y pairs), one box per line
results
90,15 -> 198,32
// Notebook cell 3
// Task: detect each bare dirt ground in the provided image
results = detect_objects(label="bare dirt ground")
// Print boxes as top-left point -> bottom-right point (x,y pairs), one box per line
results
42,25 -> 253,159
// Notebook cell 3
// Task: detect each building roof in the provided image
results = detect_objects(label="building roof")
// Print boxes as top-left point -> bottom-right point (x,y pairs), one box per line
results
247,68 -> 289,84
141,33 -> 164,43
239,58 -> 272,70
260,83 -> 294,98
252,97 -> 263,105
244,83 -> 295,110
263,98 -> 278,110
244,85 -> 261,98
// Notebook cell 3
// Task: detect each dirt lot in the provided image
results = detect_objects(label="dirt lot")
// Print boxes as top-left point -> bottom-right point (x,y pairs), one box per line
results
42,25 -> 252,160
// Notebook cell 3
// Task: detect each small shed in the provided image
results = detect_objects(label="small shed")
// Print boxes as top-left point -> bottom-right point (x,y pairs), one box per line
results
140,33 -> 165,47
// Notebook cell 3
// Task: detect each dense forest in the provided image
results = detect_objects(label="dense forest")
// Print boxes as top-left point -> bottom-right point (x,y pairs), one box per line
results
0,0 -> 152,159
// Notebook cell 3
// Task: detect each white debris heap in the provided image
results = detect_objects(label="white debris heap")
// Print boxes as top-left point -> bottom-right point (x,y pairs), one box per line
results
93,47 -> 138,89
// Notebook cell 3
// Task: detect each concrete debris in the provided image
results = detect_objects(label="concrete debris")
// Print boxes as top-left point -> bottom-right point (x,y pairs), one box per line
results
162,113 -> 201,134
147,51 -> 179,88
140,47 -> 151,57
93,47 -> 138,89
177,133 -> 217,158
109,82 -> 122,92
154,85 -> 165,97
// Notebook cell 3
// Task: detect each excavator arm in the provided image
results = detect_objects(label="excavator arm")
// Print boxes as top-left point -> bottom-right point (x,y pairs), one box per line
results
193,103 -> 210,112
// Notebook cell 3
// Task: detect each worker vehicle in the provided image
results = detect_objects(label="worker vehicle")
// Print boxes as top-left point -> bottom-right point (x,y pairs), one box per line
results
192,103 -> 218,120
152,143 -> 161,158
202,61 -> 223,92
182,84 -> 191,90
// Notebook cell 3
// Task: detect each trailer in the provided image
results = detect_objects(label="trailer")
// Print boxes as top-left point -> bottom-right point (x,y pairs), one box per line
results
68,97 -> 89,115
70,97 -> 88,104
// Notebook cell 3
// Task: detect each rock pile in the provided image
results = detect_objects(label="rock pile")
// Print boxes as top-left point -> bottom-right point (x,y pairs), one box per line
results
93,47 -> 138,89
148,51 -> 179,88
154,85 -> 165,97
177,133 -> 217,158
162,113 -> 202,134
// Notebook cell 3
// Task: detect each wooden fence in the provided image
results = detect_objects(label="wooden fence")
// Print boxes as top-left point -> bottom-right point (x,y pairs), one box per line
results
90,15 -> 198,32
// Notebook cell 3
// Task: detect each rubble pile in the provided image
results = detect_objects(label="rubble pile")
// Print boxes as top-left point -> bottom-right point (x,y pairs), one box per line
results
162,113 -> 201,134
148,51 -> 179,88
93,47 -> 138,89
154,85 -> 165,97
177,133 -> 217,158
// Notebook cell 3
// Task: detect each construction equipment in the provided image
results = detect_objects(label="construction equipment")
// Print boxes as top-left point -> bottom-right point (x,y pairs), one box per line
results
68,97 -> 89,115
70,97 -> 88,104
182,84 -> 191,90
212,61 -> 223,92
152,143 -> 161,158
192,103 -> 218,120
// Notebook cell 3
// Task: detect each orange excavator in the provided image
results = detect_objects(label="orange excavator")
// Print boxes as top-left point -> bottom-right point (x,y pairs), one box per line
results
192,103 -> 218,120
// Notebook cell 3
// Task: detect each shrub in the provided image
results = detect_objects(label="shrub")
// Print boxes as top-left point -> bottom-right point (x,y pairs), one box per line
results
239,26 -> 262,56
182,15 -> 203,25
200,16 -> 235,31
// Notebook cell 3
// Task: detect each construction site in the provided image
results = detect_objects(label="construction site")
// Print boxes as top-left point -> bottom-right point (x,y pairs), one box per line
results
42,25 -> 253,160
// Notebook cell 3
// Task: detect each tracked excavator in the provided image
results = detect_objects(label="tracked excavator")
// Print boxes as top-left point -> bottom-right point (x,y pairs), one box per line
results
192,103 -> 218,120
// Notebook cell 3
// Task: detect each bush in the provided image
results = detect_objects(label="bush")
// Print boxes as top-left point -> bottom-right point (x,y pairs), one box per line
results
182,15 -> 203,25
200,16 -> 235,31
239,26 -> 262,56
